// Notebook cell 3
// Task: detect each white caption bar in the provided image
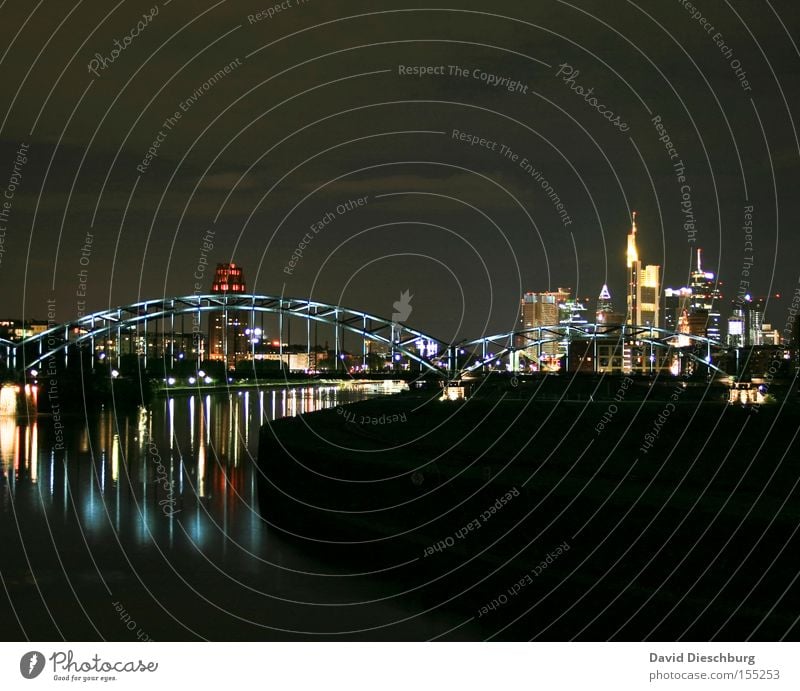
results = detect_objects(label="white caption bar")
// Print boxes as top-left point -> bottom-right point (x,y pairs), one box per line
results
2,643 -> 797,690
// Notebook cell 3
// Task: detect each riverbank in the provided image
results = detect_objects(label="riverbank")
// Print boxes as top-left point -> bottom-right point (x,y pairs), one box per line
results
154,378 -> 407,396
258,385 -> 800,639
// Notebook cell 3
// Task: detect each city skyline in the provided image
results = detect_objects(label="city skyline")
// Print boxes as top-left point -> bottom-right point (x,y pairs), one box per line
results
0,2 -> 797,345
1,211 -> 789,342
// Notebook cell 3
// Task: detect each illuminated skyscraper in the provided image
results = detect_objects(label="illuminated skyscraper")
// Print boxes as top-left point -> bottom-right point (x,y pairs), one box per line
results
664,287 -> 693,333
519,288 -> 571,365
209,263 -> 248,367
663,251 -> 722,342
520,288 -> 571,329
211,263 -> 246,294
596,284 -> 612,322
626,212 -> 640,324
727,301 -> 747,347
560,298 -> 589,326
747,296 -> 766,346
639,264 -> 661,328
688,248 -> 722,340
595,284 -> 625,326
626,212 -> 661,328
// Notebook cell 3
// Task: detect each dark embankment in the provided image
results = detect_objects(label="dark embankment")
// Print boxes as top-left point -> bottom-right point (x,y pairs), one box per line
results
257,378 -> 800,640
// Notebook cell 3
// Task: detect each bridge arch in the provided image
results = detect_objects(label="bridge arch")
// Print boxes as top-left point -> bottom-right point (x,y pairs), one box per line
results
2,298 -> 753,380
456,323 -> 732,376
6,294 -> 449,376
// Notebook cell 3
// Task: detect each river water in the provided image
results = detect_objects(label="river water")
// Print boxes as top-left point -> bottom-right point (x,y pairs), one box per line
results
0,381 -> 476,641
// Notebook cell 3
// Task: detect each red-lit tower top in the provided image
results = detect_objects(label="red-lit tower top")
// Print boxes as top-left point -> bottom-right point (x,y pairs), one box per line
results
211,263 -> 246,293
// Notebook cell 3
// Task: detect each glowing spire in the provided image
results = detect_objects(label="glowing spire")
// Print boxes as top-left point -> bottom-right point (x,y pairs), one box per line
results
626,211 -> 639,267
697,248 -> 703,273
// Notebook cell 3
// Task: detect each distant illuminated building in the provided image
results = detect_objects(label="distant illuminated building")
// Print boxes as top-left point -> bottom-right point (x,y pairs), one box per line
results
623,213 -> 662,374
519,288 -> 571,367
560,299 -> 589,326
677,309 -> 691,337
663,251 -> 721,342
664,287 -> 692,333
747,296 -> 766,346
688,249 -> 722,340
211,262 -> 246,293
730,295 -> 783,347
520,288 -> 571,329
761,324 -> 782,347
727,302 -> 746,347
595,284 -> 613,323
639,264 -> 661,328
209,263 -> 249,367
626,213 -> 640,324
0,319 -> 49,342
594,285 -> 625,327
625,212 -> 661,329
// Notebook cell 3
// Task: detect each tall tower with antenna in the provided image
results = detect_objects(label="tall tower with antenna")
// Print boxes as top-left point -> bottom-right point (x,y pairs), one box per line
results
625,212 -> 661,329
689,248 -> 722,340
626,212 -> 641,326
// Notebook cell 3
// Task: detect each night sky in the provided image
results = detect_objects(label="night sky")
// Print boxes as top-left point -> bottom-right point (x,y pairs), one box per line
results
0,0 -> 798,344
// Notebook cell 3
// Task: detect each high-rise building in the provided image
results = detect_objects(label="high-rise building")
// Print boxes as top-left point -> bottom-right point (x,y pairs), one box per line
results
761,324 -> 782,346
519,288 -> 571,364
688,248 -> 722,340
520,288 -> 571,329
596,284 -> 612,322
664,287 -> 693,333
594,284 -> 625,326
729,295 -> 784,347
626,212 -> 661,328
727,301 -> 746,347
560,299 -> 589,326
211,262 -> 246,294
626,213 -> 640,324
209,263 -> 249,367
639,264 -> 661,328
663,251 -> 722,342
747,296 -> 766,346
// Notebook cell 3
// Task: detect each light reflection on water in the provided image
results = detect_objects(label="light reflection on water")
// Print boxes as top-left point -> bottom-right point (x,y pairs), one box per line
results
0,383 -> 400,550
0,380 -> 485,641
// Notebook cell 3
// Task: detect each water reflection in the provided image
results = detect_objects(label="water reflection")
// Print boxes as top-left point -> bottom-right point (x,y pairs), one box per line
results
0,380 -> 492,641
0,384 -> 403,549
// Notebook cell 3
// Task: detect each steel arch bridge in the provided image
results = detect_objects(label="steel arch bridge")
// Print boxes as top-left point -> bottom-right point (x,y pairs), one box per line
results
458,322 -> 729,375
0,293 -> 742,378
2,294 -> 451,375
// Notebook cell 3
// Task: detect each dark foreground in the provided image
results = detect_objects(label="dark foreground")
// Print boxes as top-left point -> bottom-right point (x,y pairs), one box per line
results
258,381 -> 800,640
